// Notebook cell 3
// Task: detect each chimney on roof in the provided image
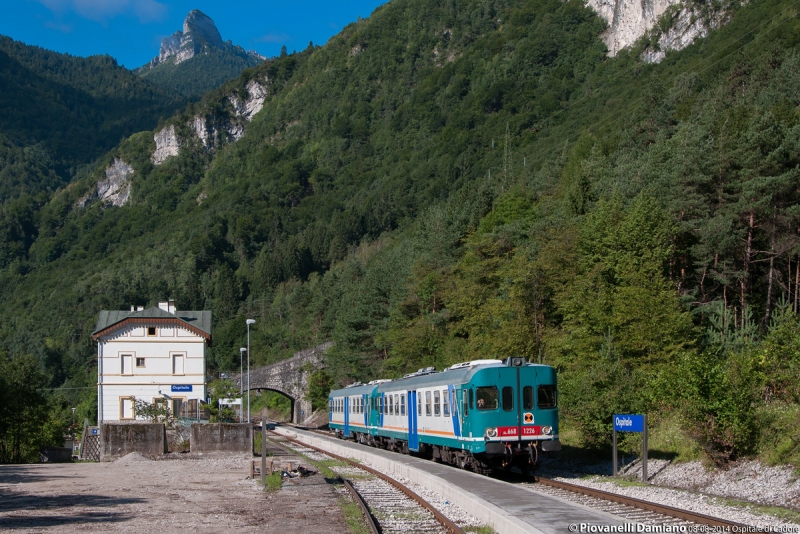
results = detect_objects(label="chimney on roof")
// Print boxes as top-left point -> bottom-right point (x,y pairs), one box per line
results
158,301 -> 168,312
131,305 -> 135,312
168,299 -> 175,314
137,306 -> 144,311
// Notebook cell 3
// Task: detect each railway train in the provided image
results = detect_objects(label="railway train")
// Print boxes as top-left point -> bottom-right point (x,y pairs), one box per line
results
328,357 -> 560,474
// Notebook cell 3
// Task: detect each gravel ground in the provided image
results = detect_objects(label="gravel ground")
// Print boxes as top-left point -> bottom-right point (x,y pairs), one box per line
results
539,456 -> 800,529
0,452 -> 350,533
359,458 -> 488,531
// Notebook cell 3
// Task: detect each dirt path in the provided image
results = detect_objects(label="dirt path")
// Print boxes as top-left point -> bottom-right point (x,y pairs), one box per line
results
0,454 -> 349,533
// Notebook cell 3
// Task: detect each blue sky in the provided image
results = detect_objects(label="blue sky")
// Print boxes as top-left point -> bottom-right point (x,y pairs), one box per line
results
0,0 -> 387,69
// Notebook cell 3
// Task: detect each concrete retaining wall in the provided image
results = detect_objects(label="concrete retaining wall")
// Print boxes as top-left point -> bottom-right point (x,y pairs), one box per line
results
191,423 -> 252,453
100,423 -> 167,461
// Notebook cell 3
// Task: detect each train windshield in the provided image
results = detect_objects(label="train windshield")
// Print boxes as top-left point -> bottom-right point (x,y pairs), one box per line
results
538,385 -> 557,408
523,386 -> 534,410
476,386 -> 499,410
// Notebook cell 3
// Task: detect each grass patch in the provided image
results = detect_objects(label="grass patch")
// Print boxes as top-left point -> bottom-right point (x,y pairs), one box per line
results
339,496 -> 372,534
754,402 -> 800,467
463,526 -> 496,534
263,471 -> 283,492
710,495 -> 800,524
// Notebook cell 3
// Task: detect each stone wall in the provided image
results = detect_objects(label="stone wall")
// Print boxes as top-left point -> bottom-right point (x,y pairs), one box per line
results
190,423 -> 252,453
100,423 -> 167,461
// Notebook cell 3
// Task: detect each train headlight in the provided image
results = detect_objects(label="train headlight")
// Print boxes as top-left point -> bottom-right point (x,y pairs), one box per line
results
485,427 -> 497,438
542,426 -> 552,435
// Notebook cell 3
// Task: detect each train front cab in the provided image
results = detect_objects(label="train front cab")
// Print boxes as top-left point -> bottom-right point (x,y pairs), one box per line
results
464,357 -> 560,473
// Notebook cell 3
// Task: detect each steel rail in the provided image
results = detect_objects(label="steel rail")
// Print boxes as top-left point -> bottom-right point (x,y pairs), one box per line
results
295,426 -> 746,530
278,432 -> 466,534
535,476 -> 747,528
340,476 -> 381,534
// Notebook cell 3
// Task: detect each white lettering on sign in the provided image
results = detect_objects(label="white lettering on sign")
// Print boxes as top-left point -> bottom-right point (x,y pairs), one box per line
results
616,417 -> 633,427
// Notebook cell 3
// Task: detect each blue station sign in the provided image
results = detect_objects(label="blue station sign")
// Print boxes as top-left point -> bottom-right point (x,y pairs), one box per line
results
171,385 -> 193,392
613,414 -> 644,433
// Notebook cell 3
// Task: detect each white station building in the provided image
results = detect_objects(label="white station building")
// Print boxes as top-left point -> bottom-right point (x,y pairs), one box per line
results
92,301 -> 211,422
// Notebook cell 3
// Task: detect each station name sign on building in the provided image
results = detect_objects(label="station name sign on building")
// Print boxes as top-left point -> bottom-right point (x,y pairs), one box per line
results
171,385 -> 193,392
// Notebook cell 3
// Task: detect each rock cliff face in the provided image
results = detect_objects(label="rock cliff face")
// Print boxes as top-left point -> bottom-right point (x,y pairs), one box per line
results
151,77 -> 269,164
151,125 -> 180,165
143,10 -> 263,69
586,0 -> 732,62
76,159 -> 133,208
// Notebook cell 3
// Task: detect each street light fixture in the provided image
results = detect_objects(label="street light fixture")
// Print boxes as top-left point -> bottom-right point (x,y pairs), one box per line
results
246,319 -> 256,423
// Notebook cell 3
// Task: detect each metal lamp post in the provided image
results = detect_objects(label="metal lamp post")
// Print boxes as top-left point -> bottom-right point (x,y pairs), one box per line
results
239,348 -> 246,397
246,319 -> 256,423
239,348 -> 246,422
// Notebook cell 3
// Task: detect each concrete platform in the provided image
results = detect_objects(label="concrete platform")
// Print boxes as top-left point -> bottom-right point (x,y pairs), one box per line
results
274,427 -> 627,534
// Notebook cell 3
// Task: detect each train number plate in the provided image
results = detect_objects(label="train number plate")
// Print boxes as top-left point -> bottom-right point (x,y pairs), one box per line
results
495,426 -> 542,437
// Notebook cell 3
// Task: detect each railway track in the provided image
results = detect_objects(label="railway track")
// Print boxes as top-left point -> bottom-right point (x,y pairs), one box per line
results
525,477 -> 746,528
267,431 -> 465,534
289,425 -> 751,531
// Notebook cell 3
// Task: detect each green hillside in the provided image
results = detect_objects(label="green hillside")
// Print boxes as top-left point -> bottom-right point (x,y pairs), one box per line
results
3,0 -> 800,464
136,45 -> 263,99
0,36 -> 186,201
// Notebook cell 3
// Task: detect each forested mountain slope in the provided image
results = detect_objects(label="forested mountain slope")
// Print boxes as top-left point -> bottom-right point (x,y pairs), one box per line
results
0,36 -> 186,201
2,0 -> 800,464
136,10 -> 263,98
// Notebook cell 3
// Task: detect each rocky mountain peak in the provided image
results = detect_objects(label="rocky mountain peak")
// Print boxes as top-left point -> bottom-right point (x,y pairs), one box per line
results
145,9 -> 229,68
182,9 -> 224,49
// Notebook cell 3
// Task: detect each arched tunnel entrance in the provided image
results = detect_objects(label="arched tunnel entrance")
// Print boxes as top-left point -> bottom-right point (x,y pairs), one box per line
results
247,388 -> 298,423
230,343 -> 329,425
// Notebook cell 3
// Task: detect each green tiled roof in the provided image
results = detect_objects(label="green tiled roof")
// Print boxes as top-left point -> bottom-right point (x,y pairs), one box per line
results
92,307 -> 212,337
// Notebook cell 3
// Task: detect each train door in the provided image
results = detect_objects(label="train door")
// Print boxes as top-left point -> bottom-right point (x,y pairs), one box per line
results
407,390 -> 419,452
447,385 -> 461,438
344,396 -> 350,438
363,394 -> 368,427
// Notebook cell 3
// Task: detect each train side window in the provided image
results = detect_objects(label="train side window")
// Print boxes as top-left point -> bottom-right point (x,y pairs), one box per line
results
391,395 -> 395,415
425,391 -> 432,416
434,390 -> 441,416
395,394 -> 399,416
443,390 -> 450,417
523,386 -> 534,410
462,390 -> 468,416
468,388 -> 474,411
538,385 -> 557,408
417,393 -> 422,416
476,386 -> 499,410
502,386 -> 514,411
401,394 -> 406,416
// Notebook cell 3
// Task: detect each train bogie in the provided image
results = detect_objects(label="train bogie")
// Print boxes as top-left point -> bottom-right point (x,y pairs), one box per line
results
328,358 -> 560,475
